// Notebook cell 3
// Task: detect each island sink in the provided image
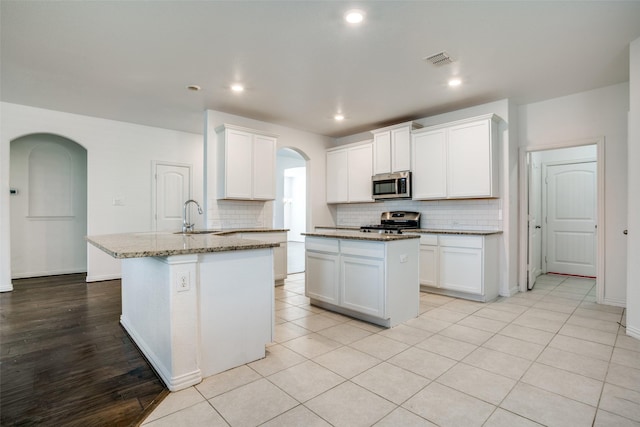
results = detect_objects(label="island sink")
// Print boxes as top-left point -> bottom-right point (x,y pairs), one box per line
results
172,229 -> 220,235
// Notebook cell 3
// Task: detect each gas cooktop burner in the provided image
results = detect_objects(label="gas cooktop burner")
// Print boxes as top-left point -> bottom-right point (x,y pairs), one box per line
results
359,211 -> 421,235
359,226 -> 410,235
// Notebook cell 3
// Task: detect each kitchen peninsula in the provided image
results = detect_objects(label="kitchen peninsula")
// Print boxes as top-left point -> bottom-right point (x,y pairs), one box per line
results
87,231 -> 279,391
302,230 -> 420,327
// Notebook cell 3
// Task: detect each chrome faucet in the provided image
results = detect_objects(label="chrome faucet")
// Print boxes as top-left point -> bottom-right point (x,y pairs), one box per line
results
182,199 -> 203,233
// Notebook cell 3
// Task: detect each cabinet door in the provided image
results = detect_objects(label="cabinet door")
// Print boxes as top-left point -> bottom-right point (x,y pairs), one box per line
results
412,129 -> 447,199
224,129 -> 253,199
305,251 -> 340,304
340,256 -> 385,318
391,127 -> 411,172
372,131 -> 391,175
240,232 -> 287,282
439,246 -> 483,294
252,135 -> 276,200
347,143 -> 373,202
419,245 -> 438,287
447,119 -> 493,198
326,150 -> 349,203
273,243 -> 287,281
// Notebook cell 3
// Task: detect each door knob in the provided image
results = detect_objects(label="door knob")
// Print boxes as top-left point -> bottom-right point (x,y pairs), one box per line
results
624,229 -> 628,235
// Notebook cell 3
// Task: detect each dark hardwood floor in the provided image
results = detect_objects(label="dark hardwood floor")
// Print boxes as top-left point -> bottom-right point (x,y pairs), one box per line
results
0,274 -> 167,426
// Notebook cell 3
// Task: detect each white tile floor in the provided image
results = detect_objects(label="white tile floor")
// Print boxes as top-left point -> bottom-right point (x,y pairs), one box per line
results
142,274 -> 640,427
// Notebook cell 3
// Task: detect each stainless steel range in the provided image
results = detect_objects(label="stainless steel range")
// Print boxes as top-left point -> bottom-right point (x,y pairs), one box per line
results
360,211 -> 421,234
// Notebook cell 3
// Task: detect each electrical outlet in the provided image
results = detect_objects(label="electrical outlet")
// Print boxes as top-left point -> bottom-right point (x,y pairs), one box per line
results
176,272 -> 190,292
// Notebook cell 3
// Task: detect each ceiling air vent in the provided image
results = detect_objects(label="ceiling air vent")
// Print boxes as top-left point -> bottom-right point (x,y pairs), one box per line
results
424,51 -> 453,66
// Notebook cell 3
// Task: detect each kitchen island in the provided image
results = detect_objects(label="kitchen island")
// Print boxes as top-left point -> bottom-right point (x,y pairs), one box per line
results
302,230 -> 420,327
87,232 -> 278,391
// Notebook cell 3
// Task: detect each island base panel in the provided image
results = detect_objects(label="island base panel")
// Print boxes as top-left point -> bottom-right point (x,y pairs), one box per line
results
119,249 -> 274,391
198,248 -> 274,378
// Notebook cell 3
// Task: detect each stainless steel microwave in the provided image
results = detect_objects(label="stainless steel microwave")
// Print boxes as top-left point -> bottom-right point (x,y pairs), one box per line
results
372,171 -> 411,200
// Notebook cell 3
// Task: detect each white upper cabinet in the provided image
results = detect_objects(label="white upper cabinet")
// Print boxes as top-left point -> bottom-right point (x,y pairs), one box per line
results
412,128 -> 447,199
326,141 -> 373,204
326,149 -> 349,203
347,143 -> 374,202
252,134 -> 277,200
412,114 -> 499,200
447,119 -> 497,198
391,126 -> 412,172
371,122 -> 421,175
216,124 -> 277,200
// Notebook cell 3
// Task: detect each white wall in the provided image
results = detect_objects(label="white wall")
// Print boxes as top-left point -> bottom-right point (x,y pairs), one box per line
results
204,110 -> 335,232
627,38 -> 640,338
0,102 -> 204,287
518,83 -> 629,305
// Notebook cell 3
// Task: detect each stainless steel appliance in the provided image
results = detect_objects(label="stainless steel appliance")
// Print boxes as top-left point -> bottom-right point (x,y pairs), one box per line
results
360,211 -> 421,234
372,171 -> 411,200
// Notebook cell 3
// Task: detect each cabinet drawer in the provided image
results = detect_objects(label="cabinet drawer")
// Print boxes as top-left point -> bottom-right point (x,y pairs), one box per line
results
306,237 -> 340,253
418,234 -> 438,246
438,235 -> 483,249
340,240 -> 385,258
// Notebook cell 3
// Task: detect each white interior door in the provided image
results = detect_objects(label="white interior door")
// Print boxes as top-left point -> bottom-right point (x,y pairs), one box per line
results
527,156 -> 543,288
154,163 -> 191,231
544,161 -> 597,277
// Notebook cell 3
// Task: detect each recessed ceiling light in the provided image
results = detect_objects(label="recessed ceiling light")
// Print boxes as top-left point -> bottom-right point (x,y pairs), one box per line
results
230,83 -> 244,92
345,9 -> 364,24
186,85 -> 201,91
448,78 -> 462,87
334,114 -> 345,121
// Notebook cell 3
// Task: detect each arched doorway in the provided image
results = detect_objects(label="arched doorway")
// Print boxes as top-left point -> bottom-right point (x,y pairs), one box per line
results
10,134 -> 88,278
275,148 -> 307,274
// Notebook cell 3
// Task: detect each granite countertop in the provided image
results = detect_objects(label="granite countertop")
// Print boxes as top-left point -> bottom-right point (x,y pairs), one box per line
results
86,232 -> 280,259
302,230 -> 420,242
412,229 -> 503,236
314,226 -> 502,236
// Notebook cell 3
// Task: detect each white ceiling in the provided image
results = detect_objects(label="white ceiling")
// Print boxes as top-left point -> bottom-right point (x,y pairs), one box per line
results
2,1 -> 640,138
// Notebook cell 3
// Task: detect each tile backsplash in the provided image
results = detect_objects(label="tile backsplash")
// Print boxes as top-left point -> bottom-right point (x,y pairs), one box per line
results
206,198 -> 501,231
207,199 -> 273,230
337,199 -> 502,231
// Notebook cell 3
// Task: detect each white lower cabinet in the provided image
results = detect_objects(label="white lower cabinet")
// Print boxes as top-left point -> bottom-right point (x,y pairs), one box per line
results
306,249 -> 340,304
419,242 -> 438,287
341,255 -> 385,318
305,236 -> 419,327
418,233 -> 499,302
235,232 -> 288,285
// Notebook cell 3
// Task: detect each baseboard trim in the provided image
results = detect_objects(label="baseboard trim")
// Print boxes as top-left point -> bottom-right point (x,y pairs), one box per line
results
0,282 -> 14,292
121,315 -> 201,392
602,297 -> 626,308
626,324 -> 640,340
12,268 -> 85,279
86,273 -> 121,282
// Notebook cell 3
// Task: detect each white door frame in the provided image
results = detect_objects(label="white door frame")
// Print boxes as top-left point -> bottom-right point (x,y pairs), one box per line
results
518,137 -> 605,302
151,160 -> 193,231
